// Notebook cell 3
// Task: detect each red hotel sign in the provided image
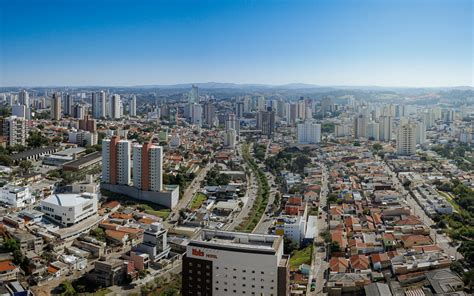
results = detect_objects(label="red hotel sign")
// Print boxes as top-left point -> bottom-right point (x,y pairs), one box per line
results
192,248 -> 217,259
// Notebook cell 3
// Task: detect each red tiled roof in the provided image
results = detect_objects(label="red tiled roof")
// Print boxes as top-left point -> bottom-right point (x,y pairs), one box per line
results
0,260 -> 16,272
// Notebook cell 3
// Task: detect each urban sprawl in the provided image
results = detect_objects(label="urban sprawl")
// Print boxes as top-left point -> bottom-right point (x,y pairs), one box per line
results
0,86 -> 472,296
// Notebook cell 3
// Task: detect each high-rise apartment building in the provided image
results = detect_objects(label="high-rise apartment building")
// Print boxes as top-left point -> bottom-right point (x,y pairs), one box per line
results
64,93 -> 73,116
297,121 -> 321,144
203,101 -> 216,127
191,104 -> 203,126
129,95 -> 137,117
182,230 -> 289,296
79,114 -> 97,132
235,101 -> 245,118
397,122 -> 417,156
367,121 -> 380,141
102,136 -> 131,185
378,116 -> 393,142
353,114 -> 368,139
51,92 -> 62,120
257,107 -> 276,137
19,90 -> 29,106
1,116 -> 28,146
321,97 -> 333,115
92,91 -> 107,119
111,94 -> 121,119
225,113 -> 239,135
72,104 -> 85,119
223,128 -> 236,149
189,85 -> 199,103
133,142 -> 163,192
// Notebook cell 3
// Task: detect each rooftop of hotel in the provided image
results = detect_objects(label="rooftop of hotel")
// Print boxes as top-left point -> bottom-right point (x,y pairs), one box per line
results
190,230 -> 282,253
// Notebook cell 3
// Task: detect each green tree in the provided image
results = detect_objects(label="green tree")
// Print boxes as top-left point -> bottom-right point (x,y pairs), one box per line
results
372,143 -> 382,151
59,281 -> 77,296
19,160 -> 33,174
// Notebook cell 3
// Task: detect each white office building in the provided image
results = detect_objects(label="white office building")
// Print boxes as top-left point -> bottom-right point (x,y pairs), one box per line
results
335,122 -> 352,137
40,192 -> 98,227
0,185 -> 34,208
68,130 -> 98,146
297,121 -> 321,144
134,222 -> 170,261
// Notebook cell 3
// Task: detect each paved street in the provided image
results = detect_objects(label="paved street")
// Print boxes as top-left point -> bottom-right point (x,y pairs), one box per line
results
307,162 -> 329,296
383,162 -> 463,259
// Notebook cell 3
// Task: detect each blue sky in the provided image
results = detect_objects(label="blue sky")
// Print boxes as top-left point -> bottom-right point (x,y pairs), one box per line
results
0,0 -> 472,87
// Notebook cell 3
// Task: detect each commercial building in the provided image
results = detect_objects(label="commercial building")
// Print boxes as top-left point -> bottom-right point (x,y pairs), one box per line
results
182,230 -> 289,296
297,121 -> 321,144
51,92 -> 62,120
68,130 -> 98,147
102,136 -> 131,185
63,151 -> 102,172
257,107 -> 276,137
133,142 -> 163,192
40,192 -> 98,227
397,122 -> 416,156
0,185 -> 34,208
134,222 -> 170,261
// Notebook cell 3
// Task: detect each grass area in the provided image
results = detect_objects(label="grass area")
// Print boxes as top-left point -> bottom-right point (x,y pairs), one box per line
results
101,189 -> 171,220
438,190 -> 463,213
289,245 -> 313,269
93,288 -> 112,296
141,205 -> 171,219
235,143 -> 270,233
189,192 -> 207,210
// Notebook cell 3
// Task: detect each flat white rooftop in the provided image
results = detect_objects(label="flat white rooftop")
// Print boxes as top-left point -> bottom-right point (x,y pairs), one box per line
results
42,193 -> 96,207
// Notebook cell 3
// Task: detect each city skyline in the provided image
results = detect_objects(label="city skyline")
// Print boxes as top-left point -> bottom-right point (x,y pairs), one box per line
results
1,0 -> 472,87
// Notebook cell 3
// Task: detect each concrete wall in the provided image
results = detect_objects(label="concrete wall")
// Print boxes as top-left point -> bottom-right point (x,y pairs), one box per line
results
101,183 -> 179,209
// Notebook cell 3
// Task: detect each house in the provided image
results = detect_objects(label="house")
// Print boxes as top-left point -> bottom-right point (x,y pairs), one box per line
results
370,253 -> 391,271
350,255 -> 370,272
0,260 -> 18,282
400,235 -> 432,248
329,257 -> 349,273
